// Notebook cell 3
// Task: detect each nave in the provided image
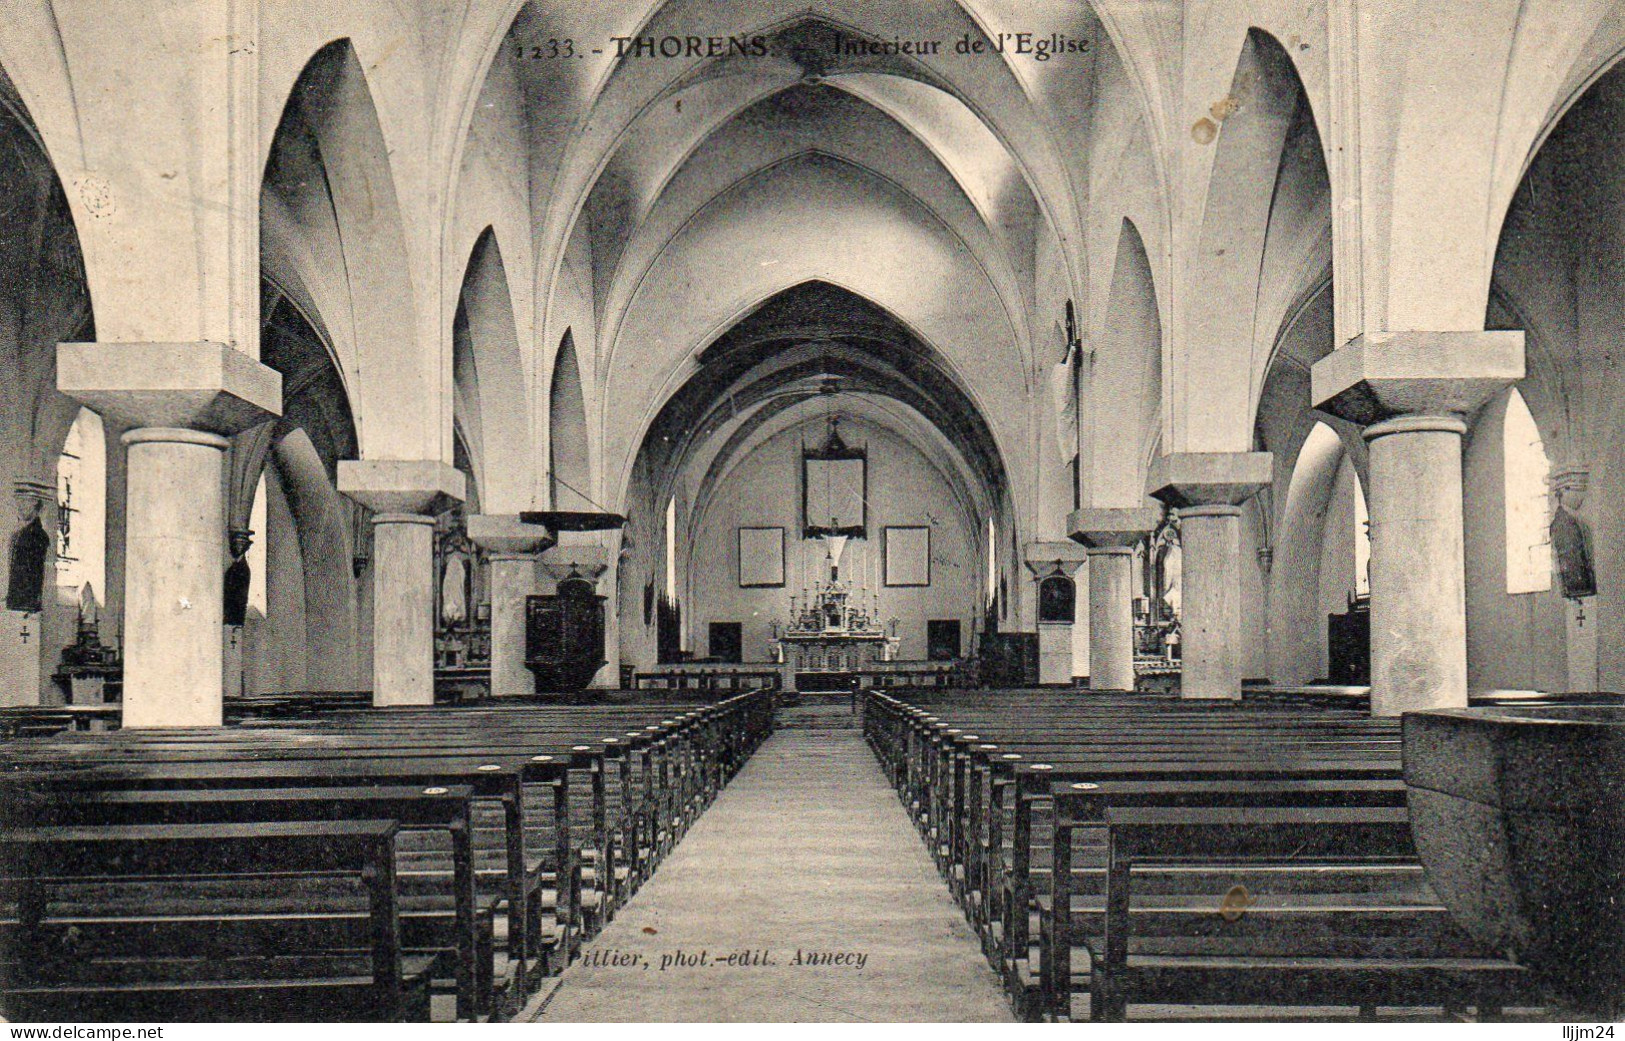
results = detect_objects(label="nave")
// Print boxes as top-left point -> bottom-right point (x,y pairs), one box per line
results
2,687 -> 1618,1023
4,0 -> 1625,1025
534,704 -> 1013,1023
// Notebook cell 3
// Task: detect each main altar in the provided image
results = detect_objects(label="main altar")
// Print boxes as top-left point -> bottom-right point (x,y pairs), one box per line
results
773,537 -> 898,692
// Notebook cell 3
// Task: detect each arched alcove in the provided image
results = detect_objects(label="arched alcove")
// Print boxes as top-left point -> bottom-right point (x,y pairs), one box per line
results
241,430 -> 361,695
1268,423 -> 1371,684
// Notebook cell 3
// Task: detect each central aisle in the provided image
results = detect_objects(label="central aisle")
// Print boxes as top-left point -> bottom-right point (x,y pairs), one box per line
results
533,708 -> 1015,1022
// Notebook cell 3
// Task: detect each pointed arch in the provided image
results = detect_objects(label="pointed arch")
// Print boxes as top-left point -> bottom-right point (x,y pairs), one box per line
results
1178,28 -> 1314,452
263,38 -> 429,460
1268,422 -> 1367,684
455,228 -> 531,512
550,330 -> 592,510
1090,218 -> 1162,507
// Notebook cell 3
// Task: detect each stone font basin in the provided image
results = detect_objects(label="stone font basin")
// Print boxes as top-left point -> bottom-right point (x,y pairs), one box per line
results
1404,705 -> 1625,1017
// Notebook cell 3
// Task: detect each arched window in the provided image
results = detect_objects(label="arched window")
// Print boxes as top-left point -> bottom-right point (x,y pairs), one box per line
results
986,517 -> 997,608
54,409 -> 105,602
1353,469 -> 1371,597
247,473 -> 268,618
1503,389 -> 1552,595
664,496 -> 678,596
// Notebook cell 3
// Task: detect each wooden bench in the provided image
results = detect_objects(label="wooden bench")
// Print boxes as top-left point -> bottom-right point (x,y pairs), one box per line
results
0,820 -> 439,1022
3,752 -> 553,1005
1,691 -> 775,1018
861,690 -> 1538,1022
1088,804 -> 1529,1021
5,783 -> 485,1021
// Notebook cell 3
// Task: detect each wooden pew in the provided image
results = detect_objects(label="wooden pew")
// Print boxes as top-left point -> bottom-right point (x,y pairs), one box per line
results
1089,803 -> 1530,1021
861,690 -> 1537,1021
3,753 -> 553,1005
3,690 -> 775,1013
1,690 -> 775,1019
4,784 -> 484,1021
0,820 -> 439,1022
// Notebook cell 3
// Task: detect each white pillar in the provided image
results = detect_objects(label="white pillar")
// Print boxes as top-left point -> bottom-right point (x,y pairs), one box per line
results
122,429 -> 229,724
1177,505 -> 1245,699
1314,331 -> 1523,716
487,554 -> 536,696
1363,415 -> 1470,714
468,514 -> 555,698
1087,548 -> 1136,691
370,514 -> 436,706
1071,508 -> 1161,693
1148,453 -> 1273,702
57,343 -> 281,728
338,460 -> 466,708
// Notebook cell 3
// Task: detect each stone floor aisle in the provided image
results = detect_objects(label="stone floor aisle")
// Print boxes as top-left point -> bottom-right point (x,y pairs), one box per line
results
531,708 -> 1015,1022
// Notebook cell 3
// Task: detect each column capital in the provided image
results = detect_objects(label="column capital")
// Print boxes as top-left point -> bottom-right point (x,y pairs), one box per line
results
1022,540 -> 1089,578
337,460 -> 465,516
1312,330 -> 1524,427
1148,452 -> 1272,509
540,544 -> 610,582
1068,506 -> 1162,549
57,342 -> 281,435
467,514 -> 557,556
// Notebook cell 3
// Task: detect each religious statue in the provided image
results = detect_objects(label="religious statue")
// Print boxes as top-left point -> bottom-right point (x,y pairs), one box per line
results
441,549 -> 470,625
1550,477 -> 1596,600
77,582 -> 99,632
223,528 -> 253,627
6,492 -> 49,614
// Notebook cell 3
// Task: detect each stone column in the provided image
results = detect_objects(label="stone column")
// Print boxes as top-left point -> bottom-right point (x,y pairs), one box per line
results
337,461 -> 465,707
1149,453 -> 1273,700
1070,507 -> 1162,692
1314,331 -> 1523,716
1023,541 -> 1090,686
57,343 -> 281,727
467,515 -> 556,698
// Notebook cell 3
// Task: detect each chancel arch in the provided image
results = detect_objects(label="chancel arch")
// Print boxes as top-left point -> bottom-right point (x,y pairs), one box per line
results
613,280 -> 1011,684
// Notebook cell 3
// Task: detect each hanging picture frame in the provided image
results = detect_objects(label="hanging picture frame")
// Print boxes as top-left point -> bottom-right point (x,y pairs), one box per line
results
738,526 -> 785,588
884,525 -> 931,587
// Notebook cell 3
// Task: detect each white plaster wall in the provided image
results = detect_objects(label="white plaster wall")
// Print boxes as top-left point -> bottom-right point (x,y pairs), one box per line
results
1463,394 -> 1568,692
687,419 -> 981,664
